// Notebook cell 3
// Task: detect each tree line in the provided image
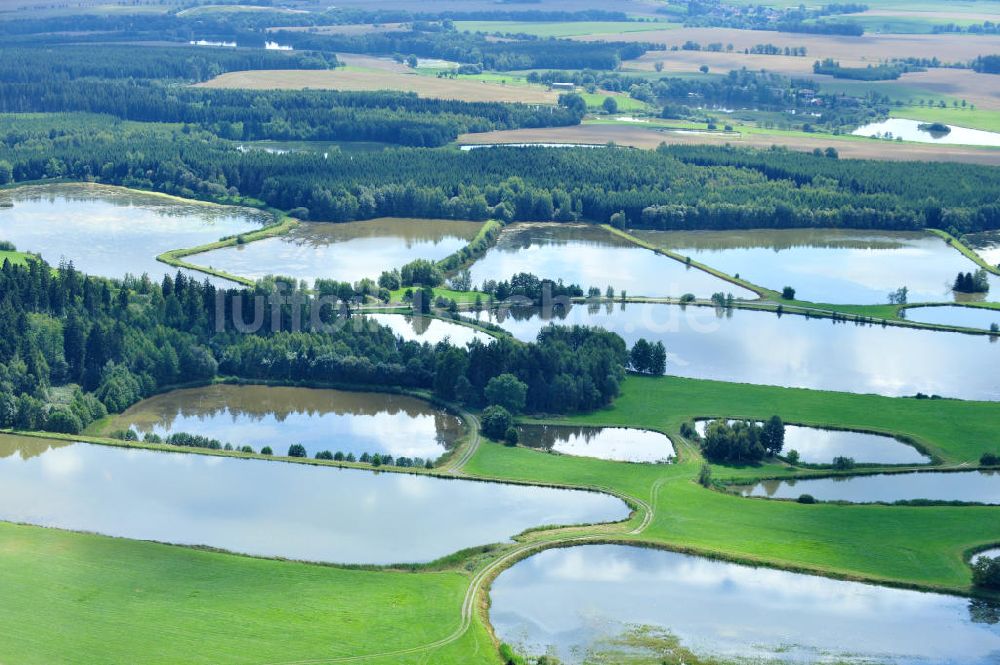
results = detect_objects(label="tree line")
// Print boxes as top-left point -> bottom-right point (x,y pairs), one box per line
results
2,115 -> 1000,234
0,257 -> 631,438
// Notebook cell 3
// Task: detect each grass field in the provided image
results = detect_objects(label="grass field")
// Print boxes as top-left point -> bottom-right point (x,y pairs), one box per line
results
892,105 -> 1000,133
0,521 -> 495,665
197,69 -> 562,104
0,249 -> 34,266
454,20 -> 677,37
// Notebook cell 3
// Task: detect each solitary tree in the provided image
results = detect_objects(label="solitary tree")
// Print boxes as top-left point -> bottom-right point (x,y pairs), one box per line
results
602,97 -> 618,114
287,444 -> 306,458
761,415 -> 785,455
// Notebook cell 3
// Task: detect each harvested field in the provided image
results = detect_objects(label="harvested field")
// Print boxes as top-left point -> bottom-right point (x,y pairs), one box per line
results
590,28 -> 1000,66
196,69 -> 561,103
456,123 -> 1000,165
268,23 -> 408,36
626,50 -> 815,77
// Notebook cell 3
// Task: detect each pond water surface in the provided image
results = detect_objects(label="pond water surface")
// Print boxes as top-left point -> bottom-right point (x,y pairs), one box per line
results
365,313 -> 491,346
966,231 -> 1000,268
693,420 -> 930,465
490,544 -> 1000,664
517,425 -> 675,463
475,303 -> 1000,400
631,228 -> 1000,304
852,118 -> 1000,147
468,223 -> 756,299
190,217 -> 481,285
0,183 -> 267,284
0,437 -> 628,564
904,305 -> 1000,330
733,470 -> 1000,504
104,384 -> 464,460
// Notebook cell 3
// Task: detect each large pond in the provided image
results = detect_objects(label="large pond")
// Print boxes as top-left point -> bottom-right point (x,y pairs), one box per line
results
0,437 -> 628,564
0,183 -> 267,284
475,303 -> 1000,401
517,425 -> 675,463
365,313 -> 491,346
852,118 -> 1000,147
467,223 -> 757,299
733,470 -> 1000,504
693,420 -> 930,465
904,305 -> 1000,331
490,544 -> 1000,664
189,218 -> 482,285
104,384 -> 464,460
630,228 -> 1000,304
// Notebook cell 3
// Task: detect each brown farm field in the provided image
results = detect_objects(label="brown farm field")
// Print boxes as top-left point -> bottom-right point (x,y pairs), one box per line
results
588,28 -> 1000,66
196,69 -> 561,104
456,123 -> 1000,165
627,49 -> 815,77
267,23 -> 408,36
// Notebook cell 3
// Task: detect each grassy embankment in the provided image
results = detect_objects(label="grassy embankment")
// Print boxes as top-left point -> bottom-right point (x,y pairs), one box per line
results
157,214 -> 298,286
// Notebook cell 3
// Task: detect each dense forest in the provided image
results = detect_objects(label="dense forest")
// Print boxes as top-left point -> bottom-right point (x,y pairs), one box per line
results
0,257 -> 630,435
0,10 -> 655,71
2,114 -> 999,233
0,46 -> 583,147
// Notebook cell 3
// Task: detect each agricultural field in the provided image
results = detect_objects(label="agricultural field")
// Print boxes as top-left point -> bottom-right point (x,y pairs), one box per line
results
595,28 -> 1000,67
454,19 -> 677,38
196,68 -> 564,104
456,122 -> 1000,164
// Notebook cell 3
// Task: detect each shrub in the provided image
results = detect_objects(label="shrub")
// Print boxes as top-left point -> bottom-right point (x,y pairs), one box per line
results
785,449 -> 800,465
832,456 -> 855,470
980,452 -> 999,466
797,494 -> 816,504
480,405 -> 513,440
781,286 -> 796,299
315,450 -> 333,460
287,444 -> 307,458
504,426 -> 519,446
261,446 -> 273,455
972,555 -> 1000,589
698,463 -> 712,487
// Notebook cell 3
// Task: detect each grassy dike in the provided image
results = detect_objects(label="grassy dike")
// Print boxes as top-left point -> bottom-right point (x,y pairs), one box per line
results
156,213 -> 299,286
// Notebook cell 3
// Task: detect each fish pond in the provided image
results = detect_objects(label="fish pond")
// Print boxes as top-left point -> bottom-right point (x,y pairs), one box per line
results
733,470 -> 1000,504
517,425 -> 675,463
475,303 -> 1000,400
0,183 -> 267,284
630,228 -> 1000,304
904,305 -> 1000,331
364,313 -> 491,346
693,420 -> 930,465
852,118 -> 1000,147
490,544 -> 1000,664
467,223 -> 757,299
102,384 -> 464,461
0,437 -> 629,565
189,217 -> 481,285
